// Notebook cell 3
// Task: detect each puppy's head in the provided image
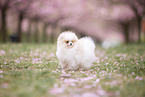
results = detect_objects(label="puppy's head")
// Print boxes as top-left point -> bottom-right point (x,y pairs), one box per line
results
57,31 -> 78,48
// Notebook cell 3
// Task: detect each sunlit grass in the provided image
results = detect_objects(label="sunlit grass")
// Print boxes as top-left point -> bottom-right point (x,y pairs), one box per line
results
0,43 -> 145,97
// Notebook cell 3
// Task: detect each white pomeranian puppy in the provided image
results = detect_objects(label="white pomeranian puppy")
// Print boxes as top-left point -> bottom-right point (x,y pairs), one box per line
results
56,31 -> 96,70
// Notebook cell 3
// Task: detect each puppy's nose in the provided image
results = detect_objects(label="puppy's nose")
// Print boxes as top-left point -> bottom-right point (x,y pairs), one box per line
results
70,43 -> 72,46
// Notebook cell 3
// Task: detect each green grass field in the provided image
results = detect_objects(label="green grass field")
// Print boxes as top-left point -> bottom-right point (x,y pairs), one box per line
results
0,43 -> 145,97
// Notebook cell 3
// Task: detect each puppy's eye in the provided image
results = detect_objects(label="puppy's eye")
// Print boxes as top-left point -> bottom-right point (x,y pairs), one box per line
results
66,41 -> 69,43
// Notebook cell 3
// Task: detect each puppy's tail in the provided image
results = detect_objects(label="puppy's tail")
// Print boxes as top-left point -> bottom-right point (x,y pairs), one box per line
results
79,37 -> 95,50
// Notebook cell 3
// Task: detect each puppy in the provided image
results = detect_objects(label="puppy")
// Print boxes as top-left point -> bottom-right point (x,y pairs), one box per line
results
56,31 -> 96,70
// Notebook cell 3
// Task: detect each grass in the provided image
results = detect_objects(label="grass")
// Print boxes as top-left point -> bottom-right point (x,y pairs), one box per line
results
0,43 -> 145,97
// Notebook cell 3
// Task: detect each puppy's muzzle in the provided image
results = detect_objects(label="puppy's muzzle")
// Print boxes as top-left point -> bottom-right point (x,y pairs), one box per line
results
67,41 -> 74,47
69,42 -> 73,46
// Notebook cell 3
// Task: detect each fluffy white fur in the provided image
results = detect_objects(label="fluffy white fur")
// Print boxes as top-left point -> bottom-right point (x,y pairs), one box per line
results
56,31 -> 96,70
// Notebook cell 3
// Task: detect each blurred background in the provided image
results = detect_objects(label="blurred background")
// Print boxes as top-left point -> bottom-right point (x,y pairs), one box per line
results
0,0 -> 145,45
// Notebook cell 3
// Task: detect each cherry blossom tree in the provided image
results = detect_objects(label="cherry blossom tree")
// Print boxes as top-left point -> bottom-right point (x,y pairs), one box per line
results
1,0 -> 144,43
12,0 -> 36,42
0,0 -> 13,42
121,0 -> 145,42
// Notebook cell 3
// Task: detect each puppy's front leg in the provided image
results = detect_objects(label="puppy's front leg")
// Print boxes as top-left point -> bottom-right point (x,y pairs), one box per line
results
67,61 -> 78,70
59,61 -> 67,69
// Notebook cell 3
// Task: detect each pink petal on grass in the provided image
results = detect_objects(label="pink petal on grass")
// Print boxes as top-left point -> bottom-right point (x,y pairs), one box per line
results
135,76 -> 139,80
0,50 -> 5,56
49,88 -> 65,94
139,77 -> 143,80
81,93 -> 99,97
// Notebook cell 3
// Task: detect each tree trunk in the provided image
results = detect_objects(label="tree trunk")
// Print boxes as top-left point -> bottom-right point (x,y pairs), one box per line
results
121,22 -> 130,43
27,20 -> 32,42
34,21 -> 39,43
17,13 -> 24,42
137,17 -> 142,43
43,23 -> 48,43
50,26 -> 55,43
1,9 -> 7,43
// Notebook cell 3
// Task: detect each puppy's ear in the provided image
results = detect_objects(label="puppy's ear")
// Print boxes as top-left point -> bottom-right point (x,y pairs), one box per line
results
58,35 -> 64,41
